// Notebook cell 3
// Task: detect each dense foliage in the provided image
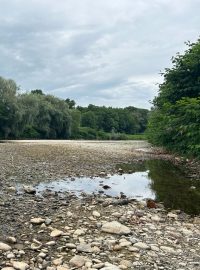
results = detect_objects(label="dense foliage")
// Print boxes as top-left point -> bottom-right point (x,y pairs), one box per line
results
0,76 -> 148,140
147,39 -> 200,158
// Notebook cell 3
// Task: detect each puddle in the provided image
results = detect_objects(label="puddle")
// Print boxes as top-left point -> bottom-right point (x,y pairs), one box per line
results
33,171 -> 155,199
17,159 -> 200,215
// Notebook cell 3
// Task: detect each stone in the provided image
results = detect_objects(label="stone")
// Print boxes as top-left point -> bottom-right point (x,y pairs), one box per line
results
93,211 -> 101,217
181,228 -> 193,236
38,252 -> 47,258
45,218 -> 52,225
23,185 -> 36,194
77,243 -> 93,253
0,242 -> 12,251
119,240 -> 132,247
46,241 -> 56,246
57,267 -> 69,270
120,260 -> 132,268
193,217 -> 200,224
7,252 -> 15,259
7,186 -> 17,192
50,229 -> 63,237
128,247 -> 139,252
150,245 -> 160,252
167,213 -> 178,219
30,217 -> 45,224
12,261 -> 29,270
65,243 -> 76,249
69,255 -> 85,268
133,242 -> 150,250
93,263 -> 105,269
101,221 -> 131,235
31,243 -> 42,250
151,215 -> 160,222
85,262 -> 92,268
101,263 -> 120,270
73,229 -> 86,236
160,246 -> 177,254
53,258 -> 63,266
6,237 -> 17,244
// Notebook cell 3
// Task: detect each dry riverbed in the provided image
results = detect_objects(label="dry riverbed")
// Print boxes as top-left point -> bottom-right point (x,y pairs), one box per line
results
0,140 -> 199,270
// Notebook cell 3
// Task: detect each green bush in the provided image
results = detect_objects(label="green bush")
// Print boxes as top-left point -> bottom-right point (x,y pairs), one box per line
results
147,39 -> 200,159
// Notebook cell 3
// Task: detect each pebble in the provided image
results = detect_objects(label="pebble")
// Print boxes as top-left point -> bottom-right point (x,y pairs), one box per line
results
30,217 -> 45,224
93,211 -> 101,217
0,242 -> 12,251
53,257 -> 63,266
69,255 -> 86,267
12,261 -> 29,270
133,242 -> 150,250
101,221 -> 131,235
77,243 -> 93,253
50,229 -> 63,237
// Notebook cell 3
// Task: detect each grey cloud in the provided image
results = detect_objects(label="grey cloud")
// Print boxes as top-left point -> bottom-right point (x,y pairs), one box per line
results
0,0 -> 200,108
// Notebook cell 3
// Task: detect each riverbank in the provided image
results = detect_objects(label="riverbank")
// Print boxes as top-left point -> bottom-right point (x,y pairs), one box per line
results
0,141 -> 199,270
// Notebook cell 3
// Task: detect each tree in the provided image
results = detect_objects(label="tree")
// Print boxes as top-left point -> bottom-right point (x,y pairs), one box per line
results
65,98 -> 76,109
81,111 -> 96,129
147,39 -> 200,158
31,89 -> 44,95
0,77 -> 19,138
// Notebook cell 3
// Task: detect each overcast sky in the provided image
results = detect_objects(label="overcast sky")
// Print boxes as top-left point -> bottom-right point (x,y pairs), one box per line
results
0,0 -> 199,109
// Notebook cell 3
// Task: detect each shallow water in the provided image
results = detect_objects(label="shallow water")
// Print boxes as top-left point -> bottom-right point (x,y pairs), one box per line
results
35,171 -> 155,199
19,159 -> 200,215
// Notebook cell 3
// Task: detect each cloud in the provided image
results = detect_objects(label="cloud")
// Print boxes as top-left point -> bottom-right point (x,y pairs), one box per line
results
0,0 -> 199,108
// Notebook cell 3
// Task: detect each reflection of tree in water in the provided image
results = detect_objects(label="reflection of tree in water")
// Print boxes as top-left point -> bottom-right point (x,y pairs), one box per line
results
146,160 -> 200,215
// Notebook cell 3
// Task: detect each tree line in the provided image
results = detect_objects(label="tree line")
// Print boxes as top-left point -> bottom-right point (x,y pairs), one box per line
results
147,39 -> 200,158
0,77 -> 149,140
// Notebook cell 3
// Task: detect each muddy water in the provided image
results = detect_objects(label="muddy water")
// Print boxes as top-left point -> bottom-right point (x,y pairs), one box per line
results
17,159 -> 200,215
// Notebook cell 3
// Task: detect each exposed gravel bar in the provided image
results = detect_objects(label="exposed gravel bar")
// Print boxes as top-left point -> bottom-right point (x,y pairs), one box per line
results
0,140 -> 199,270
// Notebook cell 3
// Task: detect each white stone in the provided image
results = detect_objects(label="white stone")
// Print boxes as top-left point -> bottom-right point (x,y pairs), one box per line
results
69,255 -> 85,268
46,241 -> 56,246
150,245 -> 160,252
77,243 -> 93,253
101,263 -> 120,270
181,228 -> 193,236
12,261 -> 29,270
50,229 -> 63,237
160,246 -> 177,254
53,258 -> 63,266
66,243 -> 76,249
38,252 -> 47,258
23,185 -> 36,194
119,240 -> 132,247
167,213 -> 178,219
101,221 -> 131,235
93,263 -> 105,269
31,217 -> 45,224
2,268 -> 15,270
73,229 -> 86,236
93,211 -> 101,217
7,252 -> 15,259
120,260 -> 132,267
133,242 -> 150,250
0,242 -> 12,251
57,266 -> 69,270
151,215 -> 160,222
31,243 -> 41,250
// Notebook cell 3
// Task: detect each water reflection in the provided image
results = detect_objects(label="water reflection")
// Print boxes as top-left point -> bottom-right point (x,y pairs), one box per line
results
146,160 -> 200,215
19,159 -> 200,215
